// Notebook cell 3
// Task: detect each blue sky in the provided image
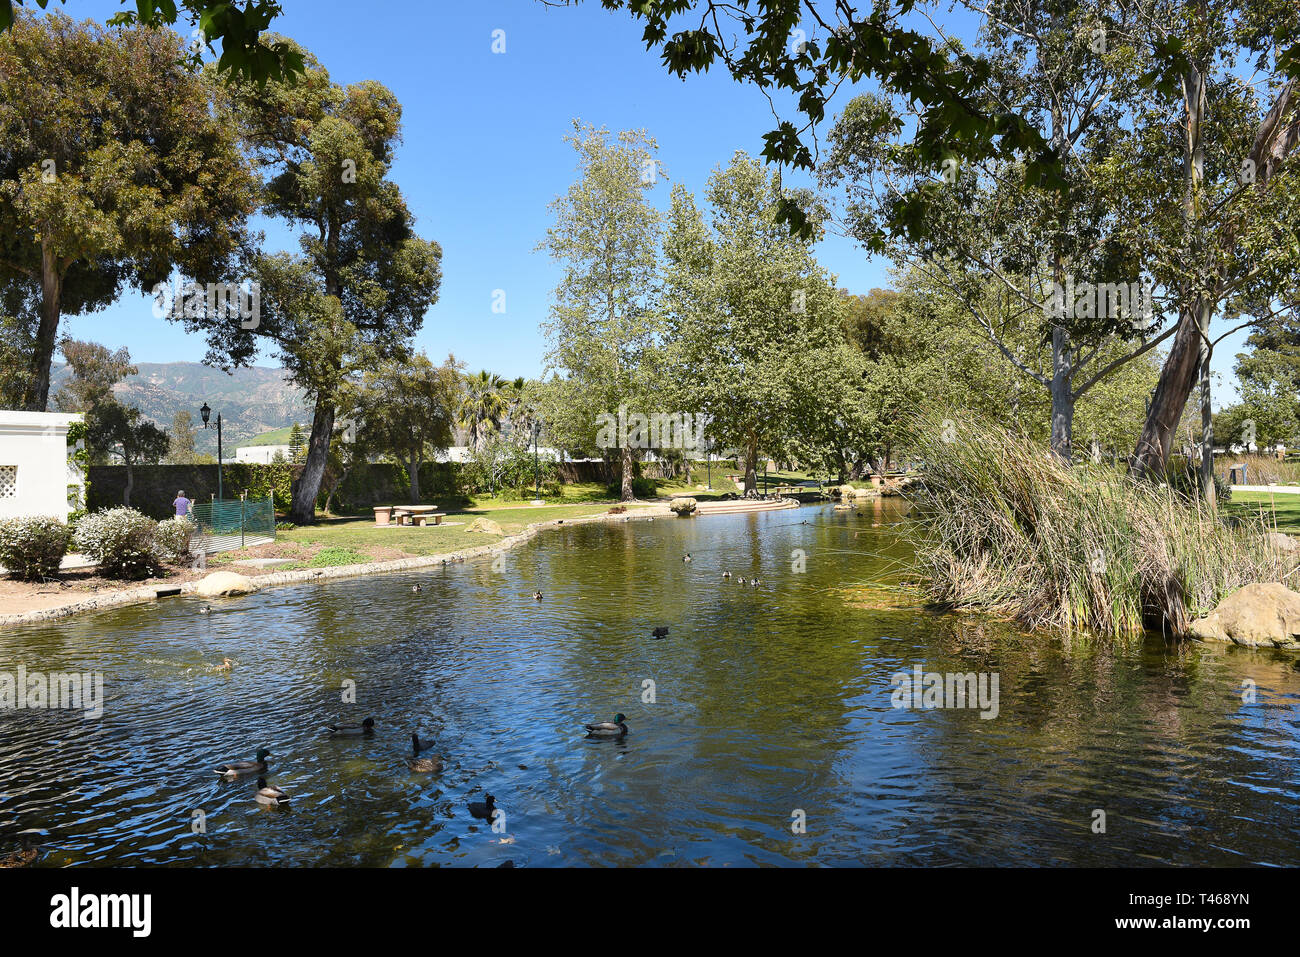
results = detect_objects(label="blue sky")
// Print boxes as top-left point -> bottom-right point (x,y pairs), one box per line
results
58,0 -> 893,379
52,0 -> 1249,402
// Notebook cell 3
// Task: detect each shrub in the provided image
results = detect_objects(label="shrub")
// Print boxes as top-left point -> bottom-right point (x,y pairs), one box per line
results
0,516 -> 72,581
907,416 -> 1296,638
669,497 -> 698,516
155,516 -> 197,563
75,507 -> 161,579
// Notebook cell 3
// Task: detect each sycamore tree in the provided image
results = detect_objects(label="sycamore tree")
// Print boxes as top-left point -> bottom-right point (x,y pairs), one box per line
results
0,11 -> 257,411
183,40 -> 442,524
540,122 -> 665,501
662,152 -> 845,492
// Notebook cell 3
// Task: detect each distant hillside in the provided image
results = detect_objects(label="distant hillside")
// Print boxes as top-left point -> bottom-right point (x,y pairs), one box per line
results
49,361 -> 311,455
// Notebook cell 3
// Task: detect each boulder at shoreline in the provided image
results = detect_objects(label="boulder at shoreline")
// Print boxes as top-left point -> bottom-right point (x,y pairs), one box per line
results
1188,582 -> 1300,649
194,571 -> 258,598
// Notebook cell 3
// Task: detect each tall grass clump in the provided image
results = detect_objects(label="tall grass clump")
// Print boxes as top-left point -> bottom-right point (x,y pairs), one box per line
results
906,416 -> 1300,638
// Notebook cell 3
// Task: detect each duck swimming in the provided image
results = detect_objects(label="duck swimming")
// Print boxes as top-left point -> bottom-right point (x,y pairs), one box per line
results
407,732 -> 443,772
722,571 -> 731,579
468,793 -> 498,820
533,591 -> 543,600
584,713 -> 629,737
326,717 -> 376,736
255,777 -> 290,806
651,626 -> 669,639
214,747 -> 270,778
683,553 -> 692,562
412,584 -> 422,593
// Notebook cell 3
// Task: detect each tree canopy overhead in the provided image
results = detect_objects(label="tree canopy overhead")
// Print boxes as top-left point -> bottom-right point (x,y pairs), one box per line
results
0,0 -> 303,82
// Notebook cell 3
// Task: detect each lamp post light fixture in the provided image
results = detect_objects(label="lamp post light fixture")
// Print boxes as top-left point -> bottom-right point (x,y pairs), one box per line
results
200,402 -> 224,501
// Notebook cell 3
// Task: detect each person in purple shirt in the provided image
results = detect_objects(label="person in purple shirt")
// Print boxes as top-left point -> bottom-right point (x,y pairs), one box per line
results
173,490 -> 192,518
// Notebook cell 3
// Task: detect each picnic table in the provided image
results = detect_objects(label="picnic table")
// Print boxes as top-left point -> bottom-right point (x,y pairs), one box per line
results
374,505 -> 446,527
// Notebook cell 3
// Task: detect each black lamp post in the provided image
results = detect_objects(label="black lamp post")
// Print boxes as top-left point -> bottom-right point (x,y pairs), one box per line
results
705,437 -> 713,490
200,402 -> 223,501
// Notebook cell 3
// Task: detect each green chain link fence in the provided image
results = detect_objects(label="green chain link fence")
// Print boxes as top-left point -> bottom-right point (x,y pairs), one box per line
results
190,496 -> 275,554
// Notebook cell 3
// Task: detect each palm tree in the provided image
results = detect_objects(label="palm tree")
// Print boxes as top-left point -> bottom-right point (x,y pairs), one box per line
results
459,370 -> 509,452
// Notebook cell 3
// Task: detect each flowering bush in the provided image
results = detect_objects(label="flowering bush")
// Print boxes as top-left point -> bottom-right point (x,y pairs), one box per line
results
155,516 -> 197,563
74,507 -> 160,579
0,516 -> 72,581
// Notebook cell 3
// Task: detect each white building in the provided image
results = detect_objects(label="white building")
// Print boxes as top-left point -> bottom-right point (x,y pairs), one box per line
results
235,444 -> 293,464
0,411 -> 85,523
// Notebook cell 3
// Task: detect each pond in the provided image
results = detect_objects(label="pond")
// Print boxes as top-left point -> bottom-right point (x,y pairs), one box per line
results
2,501 -> 1298,866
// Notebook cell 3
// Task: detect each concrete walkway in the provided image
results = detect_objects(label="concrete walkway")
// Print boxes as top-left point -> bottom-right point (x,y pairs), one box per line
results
1232,485 -> 1300,495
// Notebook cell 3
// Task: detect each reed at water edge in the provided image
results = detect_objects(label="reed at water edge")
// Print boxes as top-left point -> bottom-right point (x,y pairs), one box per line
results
903,416 -> 1300,639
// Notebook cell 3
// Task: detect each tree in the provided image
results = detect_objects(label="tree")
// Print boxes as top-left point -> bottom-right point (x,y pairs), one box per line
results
90,400 -> 170,506
560,0 -> 1068,237
186,39 -> 442,524
349,352 -> 461,503
52,338 -> 135,413
458,370 -> 510,454
820,0 -> 1177,462
662,152 -> 845,492
540,122 -> 665,501
1123,0 -> 1300,484
1,0 -> 302,83
167,410 -> 209,465
51,337 -> 166,505
0,11 -> 257,410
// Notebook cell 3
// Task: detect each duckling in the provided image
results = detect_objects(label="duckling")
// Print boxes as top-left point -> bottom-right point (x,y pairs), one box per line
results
412,584 -> 422,593
214,657 -> 234,672
533,591 -> 543,600
752,578 -> 761,587
737,577 -> 747,585
651,626 -> 669,639
722,570 -> 731,579
326,717 -> 376,736
467,793 -> 498,820
214,747 -> 270,778
407,732 -> 443,773
255,776 -> 290,806
584,713 -> 630,738
683,553 -> 692,563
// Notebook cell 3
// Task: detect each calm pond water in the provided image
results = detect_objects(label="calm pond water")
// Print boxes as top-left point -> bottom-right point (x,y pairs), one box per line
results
2,500 -> 1299,867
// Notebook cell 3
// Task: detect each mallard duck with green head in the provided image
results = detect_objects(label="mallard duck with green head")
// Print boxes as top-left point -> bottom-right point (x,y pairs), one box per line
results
255,777 -> 290,805
583,713 -> 629,738
214,748 -> 270,778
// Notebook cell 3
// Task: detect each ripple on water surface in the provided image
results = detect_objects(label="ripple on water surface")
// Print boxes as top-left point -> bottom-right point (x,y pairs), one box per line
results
2,502 -> 1299,866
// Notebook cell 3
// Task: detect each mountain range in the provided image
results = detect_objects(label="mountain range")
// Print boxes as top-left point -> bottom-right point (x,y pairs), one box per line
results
49,361 -> 311,454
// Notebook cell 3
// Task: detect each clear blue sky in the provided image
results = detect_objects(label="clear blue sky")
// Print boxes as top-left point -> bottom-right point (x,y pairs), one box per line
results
52,0 -> 1248,402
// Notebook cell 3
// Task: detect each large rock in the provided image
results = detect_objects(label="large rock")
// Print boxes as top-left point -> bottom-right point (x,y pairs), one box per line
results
193,571 -> 257,598
1187,582 -> 1300,649
467,517 -> 504,535
1264,532 -> 1298,553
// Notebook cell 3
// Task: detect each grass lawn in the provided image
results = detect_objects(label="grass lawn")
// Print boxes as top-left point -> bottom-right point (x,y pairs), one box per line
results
1225,490 -> 1300,533
260,499 -> 658,566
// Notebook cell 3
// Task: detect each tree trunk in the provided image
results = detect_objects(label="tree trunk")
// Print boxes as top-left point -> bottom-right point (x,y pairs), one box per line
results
123,458 -> 134,507
407,452 -> 421,504
290,396 -> 335,524
24,244 -> 63,412
744,443 -> 758,495
1049,325 -> 1074,462
620,445 -> 634,501
1130,305 -> 1204,476
1198,321 -> 1216,509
